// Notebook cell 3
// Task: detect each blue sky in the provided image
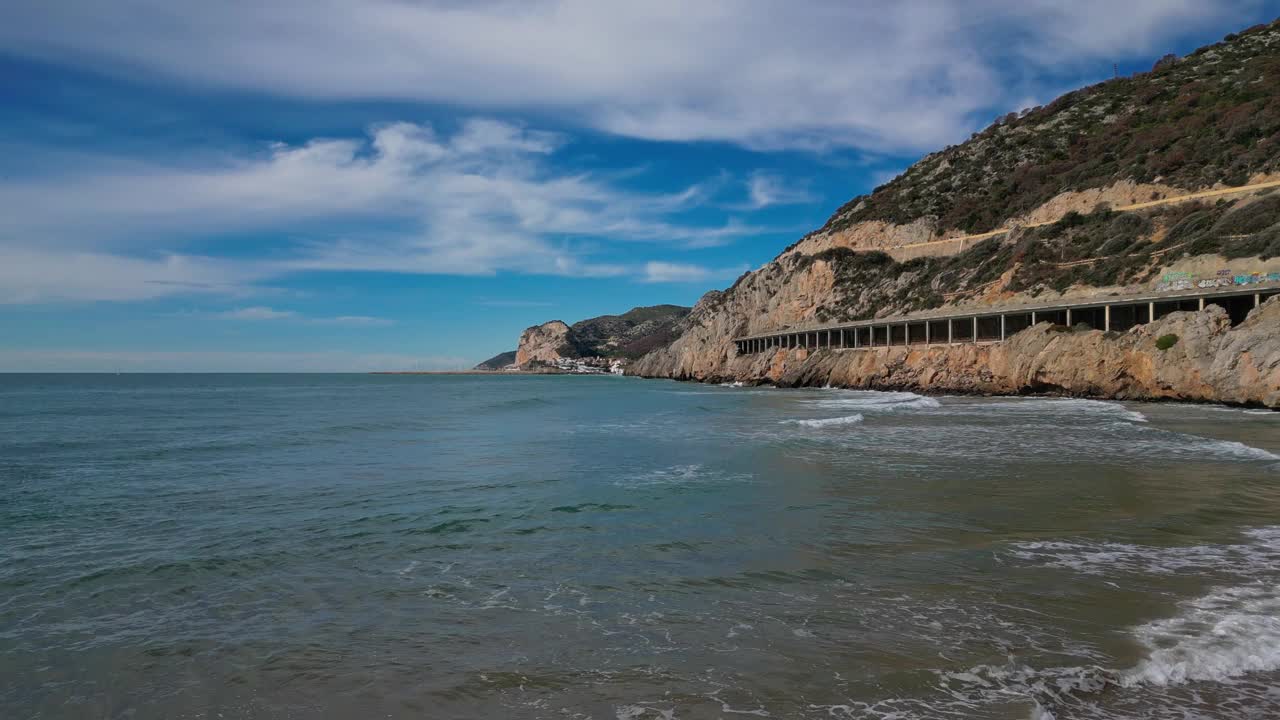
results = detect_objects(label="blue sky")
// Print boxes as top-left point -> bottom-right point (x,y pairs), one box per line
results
1,1 -> 1277,371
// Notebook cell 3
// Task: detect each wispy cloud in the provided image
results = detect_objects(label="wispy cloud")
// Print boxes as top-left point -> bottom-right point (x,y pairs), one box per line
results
0,248 -> 271,304
640,261 -> 748,284
220,306 -> 296,321
0,120 -> 759,302
313,315 -> 395,327
474,299 -> 557,308
743,172 -> 818,210
217,306 -> 394,327
0,0 -> 1256,151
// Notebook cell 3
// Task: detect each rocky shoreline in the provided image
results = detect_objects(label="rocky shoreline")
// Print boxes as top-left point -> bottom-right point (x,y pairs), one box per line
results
630,299 -> 1280,409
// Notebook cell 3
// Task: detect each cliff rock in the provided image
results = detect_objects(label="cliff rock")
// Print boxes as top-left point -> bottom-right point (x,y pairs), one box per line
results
515,321 -> 579,366
634,300 -> 1280,408
629,20 -> 1280,408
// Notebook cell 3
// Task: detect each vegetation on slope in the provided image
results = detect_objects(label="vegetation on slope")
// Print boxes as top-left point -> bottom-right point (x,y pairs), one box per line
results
820,19 -> 1280,236
801,194 -> 1280,324
568,304 -> 691,359
473,350 -> 517,370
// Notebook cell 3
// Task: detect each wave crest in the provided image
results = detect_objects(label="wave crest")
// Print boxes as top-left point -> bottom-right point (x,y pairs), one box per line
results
780,414 -> 864,428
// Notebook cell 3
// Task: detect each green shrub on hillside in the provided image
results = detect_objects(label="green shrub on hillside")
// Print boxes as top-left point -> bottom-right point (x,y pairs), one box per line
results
818,20 -> 1280,237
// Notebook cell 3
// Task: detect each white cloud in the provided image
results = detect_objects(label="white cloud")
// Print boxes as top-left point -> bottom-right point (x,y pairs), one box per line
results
744,172 -> 817,210
313,315 -> 395,327
216,306 -> 394,326
220,306 -> 297,321
0,349 -> 468,372
0,0 -> 1259,151
640,261 -> 747,284
474,299 -> 556,308
0,247 -> 271,304
0,120 -> 760,302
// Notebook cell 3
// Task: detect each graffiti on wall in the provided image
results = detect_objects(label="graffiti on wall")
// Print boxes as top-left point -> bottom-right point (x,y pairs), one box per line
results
1155,270 -> 1280,292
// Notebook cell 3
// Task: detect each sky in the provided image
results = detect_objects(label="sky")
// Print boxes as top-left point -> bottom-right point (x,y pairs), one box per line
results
1,1 -> 1278,371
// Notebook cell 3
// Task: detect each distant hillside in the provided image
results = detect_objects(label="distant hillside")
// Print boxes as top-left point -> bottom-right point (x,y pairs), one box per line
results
473,350 -> 517,370
515,304 -> 691,367
569,304 -> 691,358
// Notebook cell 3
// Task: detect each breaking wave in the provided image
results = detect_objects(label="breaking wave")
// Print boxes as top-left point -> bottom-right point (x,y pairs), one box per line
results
987,527 -> 1280,717
982,397 -> 1148,424
780,414 -> 864,428
1197,438 -> 1280,461
1126,582 -> 1280,686
810,390 -> 941,412
1007,526 -> 1280,577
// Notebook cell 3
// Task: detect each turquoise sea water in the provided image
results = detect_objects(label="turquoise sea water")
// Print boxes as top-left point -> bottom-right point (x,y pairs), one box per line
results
3,373 -> 1280,719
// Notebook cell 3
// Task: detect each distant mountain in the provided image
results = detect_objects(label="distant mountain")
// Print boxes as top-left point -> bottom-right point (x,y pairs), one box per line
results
473,350 -> 517,371
515,304 -> 691,367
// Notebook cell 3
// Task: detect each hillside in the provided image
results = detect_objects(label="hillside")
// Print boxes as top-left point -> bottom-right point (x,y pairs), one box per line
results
820,20 -> 1280,238
515,304 -> 690,367
632,18 -> 1280,406
569,304 -> 692,358
473,350 -> 517,371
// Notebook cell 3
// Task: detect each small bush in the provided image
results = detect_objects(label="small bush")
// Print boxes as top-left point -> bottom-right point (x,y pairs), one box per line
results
1156,333 -> 1180,350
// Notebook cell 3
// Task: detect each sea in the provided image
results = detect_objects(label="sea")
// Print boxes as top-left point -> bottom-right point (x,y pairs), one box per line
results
3,373 -> 1280,719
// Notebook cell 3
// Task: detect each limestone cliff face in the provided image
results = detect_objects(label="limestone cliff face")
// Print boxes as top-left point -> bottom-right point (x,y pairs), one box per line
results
515,321 -> 579,366
633,300 -> 1280,408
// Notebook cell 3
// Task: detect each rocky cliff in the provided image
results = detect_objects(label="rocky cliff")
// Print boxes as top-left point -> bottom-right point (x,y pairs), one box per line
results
630,20 -> 1280,407
515,321 -> 578,366
636,300 -> 1280,407
514,304 -> 690,368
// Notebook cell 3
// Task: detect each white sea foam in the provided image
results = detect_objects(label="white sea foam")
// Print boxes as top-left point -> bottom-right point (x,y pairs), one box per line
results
1009,525 -> 1280,577
780,414 -> 864,428
811,391 -> 940,412
615,704 -> 676,720
1199,439 -> 1280,461
1125,582 -> 1280,686
617,464 -> 752,488
1117,424 -> 1280,464
1006,527 -> 1280,707
989,397 -> 1149,423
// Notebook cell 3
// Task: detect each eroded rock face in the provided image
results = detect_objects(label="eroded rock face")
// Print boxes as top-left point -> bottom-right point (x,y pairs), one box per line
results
632,300 -> 1280,408
515,321 -> 579,366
